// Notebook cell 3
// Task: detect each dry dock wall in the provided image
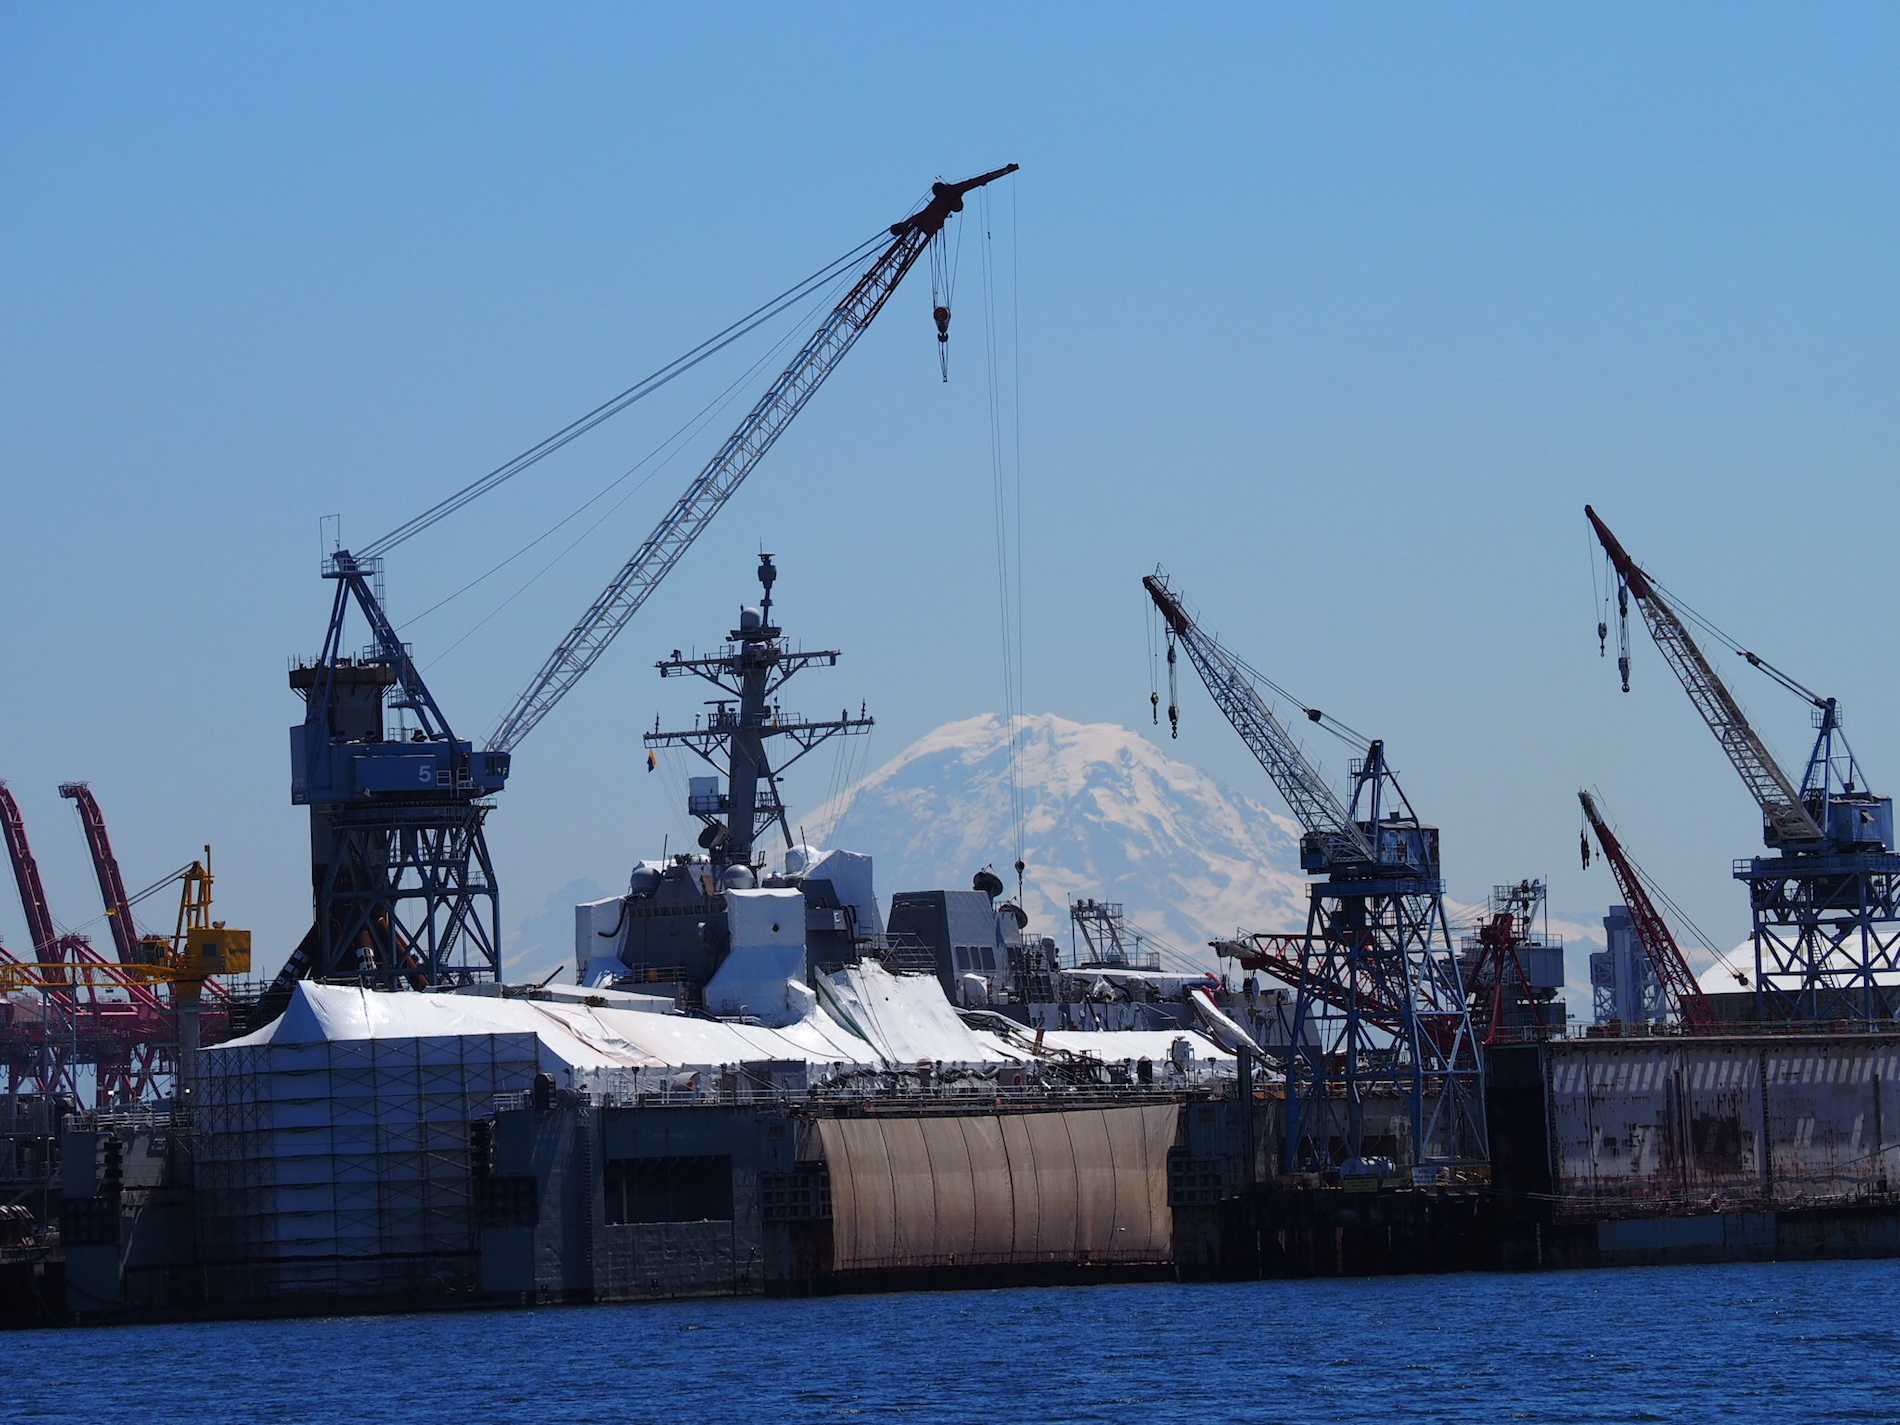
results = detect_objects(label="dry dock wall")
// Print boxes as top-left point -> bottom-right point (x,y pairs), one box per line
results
1483,1035 -> 1900,1273
1539,1035 -> 1900,1209
192,1032 -> 542,1309
481,1099 -> 1183,1304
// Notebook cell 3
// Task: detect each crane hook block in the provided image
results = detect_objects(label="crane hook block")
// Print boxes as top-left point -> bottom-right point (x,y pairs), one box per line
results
933,305 -> 951,343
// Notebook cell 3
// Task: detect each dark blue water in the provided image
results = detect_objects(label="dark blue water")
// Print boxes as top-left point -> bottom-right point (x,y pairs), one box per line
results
14,1259 -> 1900,1423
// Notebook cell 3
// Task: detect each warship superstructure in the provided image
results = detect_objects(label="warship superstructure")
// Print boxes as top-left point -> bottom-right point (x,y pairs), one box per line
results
572,556 -> 1298,1066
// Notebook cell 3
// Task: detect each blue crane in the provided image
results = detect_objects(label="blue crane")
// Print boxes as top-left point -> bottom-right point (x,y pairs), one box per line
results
491,163 -> 1018,753
1144,571 -> 1487,1179
1588,506 -> 1899,1021
268,166 -> 1016,1006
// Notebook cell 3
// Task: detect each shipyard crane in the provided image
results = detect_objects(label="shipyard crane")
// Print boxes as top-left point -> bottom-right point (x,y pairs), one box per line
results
490,164 -> 1018,752
1586,506 -> 1825,847
1,783 -> 63,971
60,782 -> 154,966
1144,571 -> 1486,1176
0,784 -> 177,1103
1578,790 -> 1720,1033
1586,507 -> 1898,1021
271,166 -> 1017,1006
1459,880 -> 1557,1045
59,783 -> 234,1004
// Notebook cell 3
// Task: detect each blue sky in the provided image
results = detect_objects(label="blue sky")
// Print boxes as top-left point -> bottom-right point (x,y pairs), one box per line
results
2,4 -> 1895,974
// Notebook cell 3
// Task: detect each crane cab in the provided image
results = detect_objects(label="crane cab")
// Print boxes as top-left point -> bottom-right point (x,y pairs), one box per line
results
1360,817 -> 1441,879
1822,794 -> 1892,854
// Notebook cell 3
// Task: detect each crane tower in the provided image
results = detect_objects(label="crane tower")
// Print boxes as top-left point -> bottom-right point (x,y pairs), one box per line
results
1145,571 -> 1486,1177
269,166 -> 1015,1006
1588,507 -> 1900,1022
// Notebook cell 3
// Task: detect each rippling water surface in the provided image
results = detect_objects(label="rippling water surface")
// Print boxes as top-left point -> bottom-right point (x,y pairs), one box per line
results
16,1259 -> 1900,1423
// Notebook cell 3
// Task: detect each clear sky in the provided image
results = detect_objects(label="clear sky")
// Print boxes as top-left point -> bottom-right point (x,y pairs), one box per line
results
3,4 -> 1895,976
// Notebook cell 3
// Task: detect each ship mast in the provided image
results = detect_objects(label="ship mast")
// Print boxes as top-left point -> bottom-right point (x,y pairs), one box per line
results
644,556 -> 872,868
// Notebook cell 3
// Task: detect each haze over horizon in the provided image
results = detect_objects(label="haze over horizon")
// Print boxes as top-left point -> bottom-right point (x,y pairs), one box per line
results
4,5 -> 1895,980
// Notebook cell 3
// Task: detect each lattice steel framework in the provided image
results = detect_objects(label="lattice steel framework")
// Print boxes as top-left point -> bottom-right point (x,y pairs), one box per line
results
1144,574 -> 1486,1175
1281,747 -> 1488,1175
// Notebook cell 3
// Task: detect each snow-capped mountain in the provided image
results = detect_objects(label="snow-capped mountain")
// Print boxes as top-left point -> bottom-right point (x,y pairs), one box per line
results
809,713 -> 1311,967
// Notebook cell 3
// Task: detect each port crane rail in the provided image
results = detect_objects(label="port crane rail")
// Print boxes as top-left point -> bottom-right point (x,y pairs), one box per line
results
1578,790 -> 1720,1033
1587,507 -> 1900,1021
274,167 -> 1015,1003
1145,571 -> 1486,1175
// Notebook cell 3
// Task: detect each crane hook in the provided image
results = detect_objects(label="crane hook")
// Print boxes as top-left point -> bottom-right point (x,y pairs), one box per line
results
933,305 -> 951,383
1165,638 -> 1180,739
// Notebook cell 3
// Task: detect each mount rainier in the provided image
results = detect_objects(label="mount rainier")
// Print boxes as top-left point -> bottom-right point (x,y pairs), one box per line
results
812,713 -> 1311,966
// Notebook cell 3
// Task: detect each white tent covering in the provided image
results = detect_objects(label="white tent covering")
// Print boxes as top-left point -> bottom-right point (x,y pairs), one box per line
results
214,981 -> 876,1071
1188,986 -> 1268,1058
819,960 -> 1024,1065
702,887 -> 816,1025
793,847 -> 882,935
209,969 -> 1239,1081
1058,967 -> 1223,996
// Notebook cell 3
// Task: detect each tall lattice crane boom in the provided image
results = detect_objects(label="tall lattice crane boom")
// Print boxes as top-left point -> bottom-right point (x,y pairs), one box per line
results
1586,506 -> 1821,846
59,782 -> 143,964
491,164 -> 1018,753
0,782 -> 59,961
1143,573 -> 1373,867
1578,790 -> 1720,1033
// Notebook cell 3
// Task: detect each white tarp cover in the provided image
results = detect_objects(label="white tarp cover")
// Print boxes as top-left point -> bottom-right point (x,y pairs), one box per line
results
821,960 -> 1022,1066
577,894 -> 630,986
817,1103 -> 1178,1271
702,887 -> 813,1025
1058,967 -> 1222,988
214,978 -> 1236,1078
214,982 -> 874,1070
798,847 -> 882,936
1188,987 -> 1267,1058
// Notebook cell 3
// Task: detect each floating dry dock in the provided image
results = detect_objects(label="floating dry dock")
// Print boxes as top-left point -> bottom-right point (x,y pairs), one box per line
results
17,1011 -> 1900,1325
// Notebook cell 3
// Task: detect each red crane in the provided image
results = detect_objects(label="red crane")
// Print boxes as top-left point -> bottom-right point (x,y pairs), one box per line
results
58,781 -> 230,1006
2,782 -> 65,967
1578,790 -> 1721,1033
1214,933 -> 1407,1033
1459,881 -> 1553,1046
0,783 -> 239,1103
0,782 -> 171,1099
59,782 -> 144,963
